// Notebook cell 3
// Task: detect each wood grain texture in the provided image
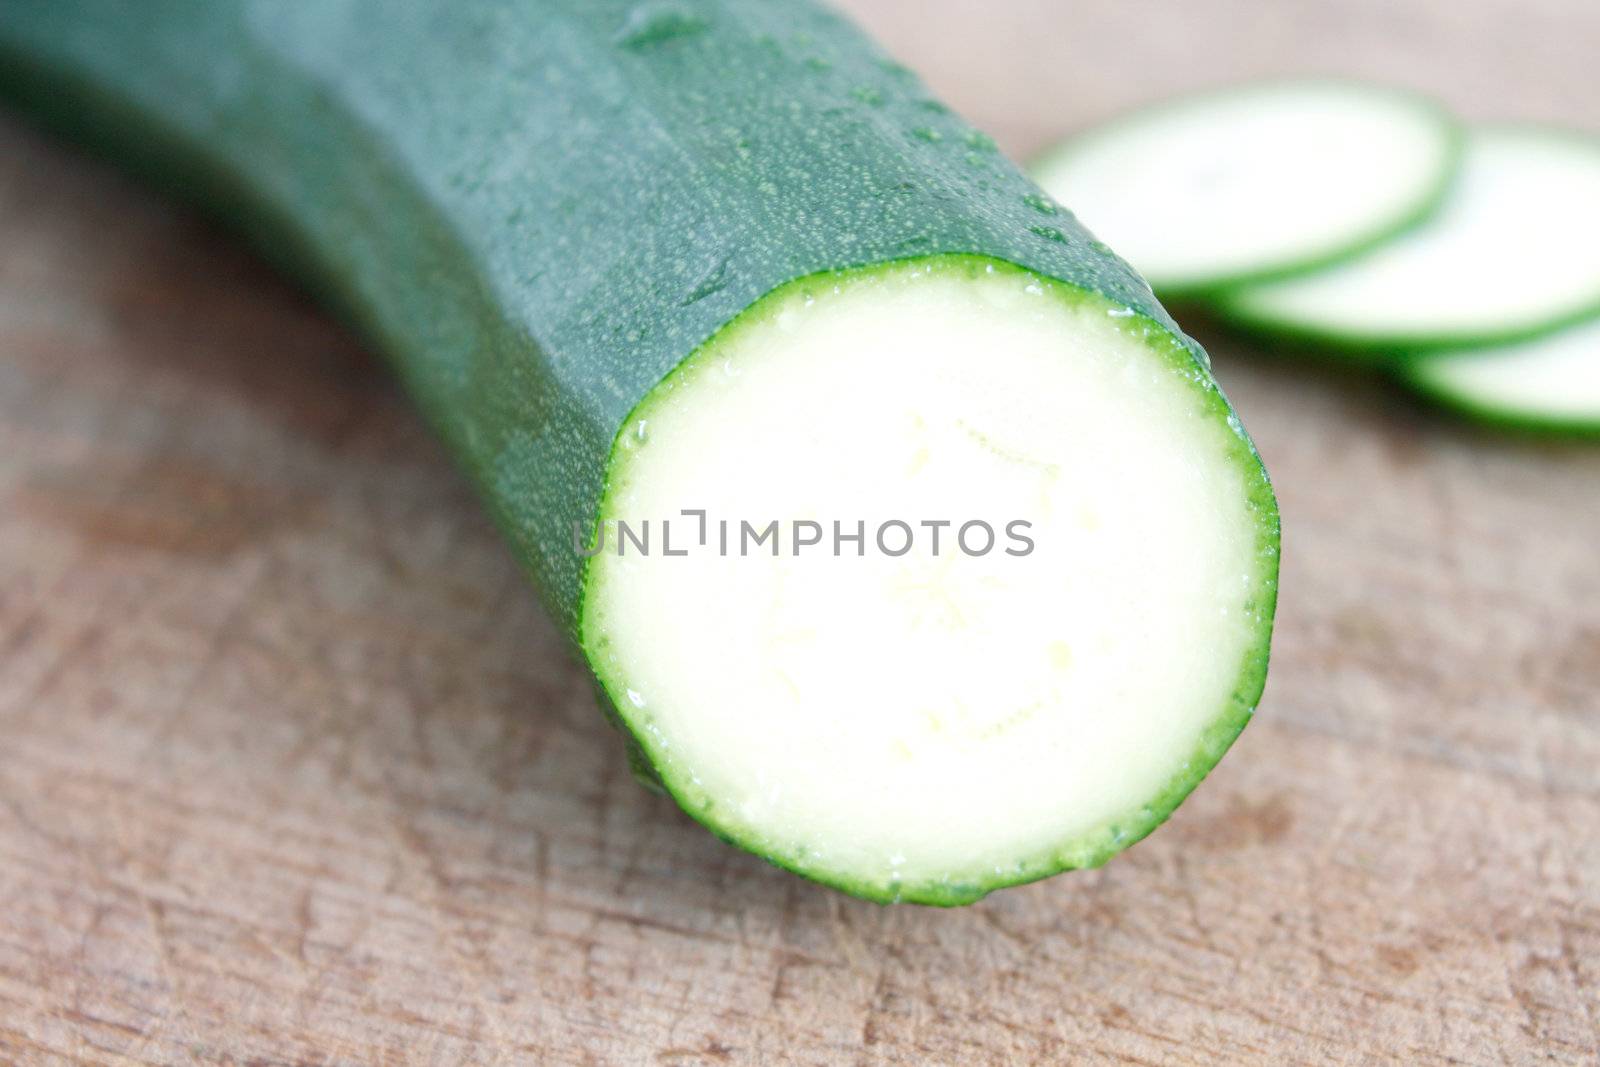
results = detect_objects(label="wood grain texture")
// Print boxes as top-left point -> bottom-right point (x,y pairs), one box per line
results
1,1 -> 1597,1063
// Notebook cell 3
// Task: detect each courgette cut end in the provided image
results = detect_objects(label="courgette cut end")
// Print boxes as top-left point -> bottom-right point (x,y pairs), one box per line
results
1030,79 -> 1461,297
1400,316 -> 1600,435
582,256 -> 1279,904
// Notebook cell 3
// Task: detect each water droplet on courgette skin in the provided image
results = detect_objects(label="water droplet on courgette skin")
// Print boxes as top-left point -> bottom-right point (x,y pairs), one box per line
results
614,3 -> 708,49
1022,193 -> 1057,215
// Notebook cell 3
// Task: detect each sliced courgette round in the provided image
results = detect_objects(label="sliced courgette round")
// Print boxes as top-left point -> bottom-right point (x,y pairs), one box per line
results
1221,126 -> 1600,351
1030,79 -> 1460,297
1399,315 -> 1600,433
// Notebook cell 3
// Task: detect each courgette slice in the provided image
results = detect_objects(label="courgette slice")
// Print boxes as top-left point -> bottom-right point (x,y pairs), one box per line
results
1221,126 -> 1600,351
0,0 -> 1279,904
1400,316 -> 1600,434
1030,79 -> 1460,297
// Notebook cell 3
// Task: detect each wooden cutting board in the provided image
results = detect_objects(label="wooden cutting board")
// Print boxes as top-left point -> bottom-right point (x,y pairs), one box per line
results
1,1 -> 1596,1063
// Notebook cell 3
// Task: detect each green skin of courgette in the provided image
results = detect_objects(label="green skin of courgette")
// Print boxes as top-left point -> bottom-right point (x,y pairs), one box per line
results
0,0 -> 1280,903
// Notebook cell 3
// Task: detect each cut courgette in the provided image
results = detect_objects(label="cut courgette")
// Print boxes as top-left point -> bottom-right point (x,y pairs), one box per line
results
1400,316 -> 1600,434
0,0 -> 1279,904
1030,79 -> 1460,297
1221,126 -> 1600,351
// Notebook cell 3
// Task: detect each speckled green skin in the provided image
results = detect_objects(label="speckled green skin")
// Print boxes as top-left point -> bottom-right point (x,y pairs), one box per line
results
0,0 -> 1280,903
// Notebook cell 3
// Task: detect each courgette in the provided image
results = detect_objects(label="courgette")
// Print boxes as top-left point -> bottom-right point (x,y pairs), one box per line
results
1400,316 -> 1600,434
0,0 -> 1280,904
1030,80 -> 1460,297
1221,126 -> 1600,352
